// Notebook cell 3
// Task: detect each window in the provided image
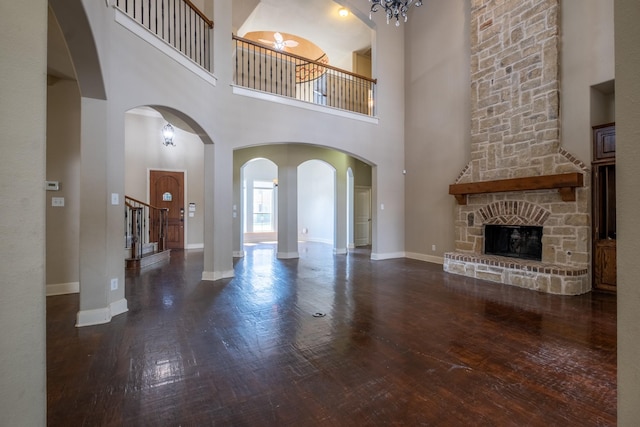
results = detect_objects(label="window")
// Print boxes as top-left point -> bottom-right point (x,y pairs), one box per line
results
252,181 -> 275,232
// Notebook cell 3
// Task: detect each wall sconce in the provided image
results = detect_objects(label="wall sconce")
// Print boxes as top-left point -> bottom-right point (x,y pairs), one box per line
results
162,123 -> 175,146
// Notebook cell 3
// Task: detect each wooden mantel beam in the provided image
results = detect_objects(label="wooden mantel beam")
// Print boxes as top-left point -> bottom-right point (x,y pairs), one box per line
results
449,172 -> 584,205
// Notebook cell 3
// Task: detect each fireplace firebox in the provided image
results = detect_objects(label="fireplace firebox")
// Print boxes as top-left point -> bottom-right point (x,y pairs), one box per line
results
484,225 -> 543,261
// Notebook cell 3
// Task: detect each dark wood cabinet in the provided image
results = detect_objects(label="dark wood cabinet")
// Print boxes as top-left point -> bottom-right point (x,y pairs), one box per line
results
593,124 -> 616,161
592,123 -> 616,292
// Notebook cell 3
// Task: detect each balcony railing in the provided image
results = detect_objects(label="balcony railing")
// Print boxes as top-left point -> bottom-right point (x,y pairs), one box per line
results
115,0 -> 213,71
233,35 -> 377,116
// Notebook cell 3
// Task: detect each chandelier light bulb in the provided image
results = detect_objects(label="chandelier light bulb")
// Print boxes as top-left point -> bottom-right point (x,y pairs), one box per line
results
369,0 -> 422,26
162,123 -> 175,146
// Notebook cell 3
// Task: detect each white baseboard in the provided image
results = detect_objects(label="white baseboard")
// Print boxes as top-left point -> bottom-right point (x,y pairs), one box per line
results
110,298 -> 128,317
277,252 -> 299,259
186,243 -> 204,250
347,243 -> 356,249
76,307 -> 111,327
334,248 -> 347,255
300,237 -> 333,245
233,251 -> 246,258
405,252 -> 445,265
76,298 -> 128,327
243,232 -> 277,243
46,282 -> 79,296
371,251 -> 406,260
202,270 -> 235,281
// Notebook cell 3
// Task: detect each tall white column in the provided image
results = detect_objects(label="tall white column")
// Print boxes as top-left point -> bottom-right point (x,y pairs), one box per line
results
203,143 -> 216,278
334,169 -> 348,254
76,97 -> 128,326
277,164 -> 299,259
203,142 -> 234,280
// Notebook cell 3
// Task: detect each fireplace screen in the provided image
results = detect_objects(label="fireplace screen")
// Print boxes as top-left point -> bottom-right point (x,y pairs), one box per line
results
484,225 -> 543,261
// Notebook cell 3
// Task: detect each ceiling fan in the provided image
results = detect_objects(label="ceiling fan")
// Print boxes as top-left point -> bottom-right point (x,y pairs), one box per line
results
258,32 -> 299,51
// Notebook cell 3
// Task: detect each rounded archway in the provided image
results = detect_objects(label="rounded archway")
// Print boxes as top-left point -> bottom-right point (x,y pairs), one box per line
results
298,159 -> 336,247
241,158 -> 279,247
233,143 -> 373,260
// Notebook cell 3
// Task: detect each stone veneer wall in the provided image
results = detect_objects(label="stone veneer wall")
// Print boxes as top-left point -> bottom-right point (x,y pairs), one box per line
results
446,0 -> 591,294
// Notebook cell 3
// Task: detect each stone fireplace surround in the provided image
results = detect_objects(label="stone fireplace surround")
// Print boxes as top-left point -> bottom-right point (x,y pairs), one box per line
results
444,0 -> 592,295
443,168 -> 591,295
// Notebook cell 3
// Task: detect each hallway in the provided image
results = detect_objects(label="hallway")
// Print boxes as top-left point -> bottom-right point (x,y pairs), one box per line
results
47,243 -> 616,426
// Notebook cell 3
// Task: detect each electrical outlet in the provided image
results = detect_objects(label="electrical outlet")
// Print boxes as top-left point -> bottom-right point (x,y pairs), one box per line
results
110,278 -> 118,291
432,244 -> 436,251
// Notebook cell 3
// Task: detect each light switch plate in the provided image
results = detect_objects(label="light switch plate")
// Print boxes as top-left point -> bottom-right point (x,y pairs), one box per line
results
111,193 -> 119,205
45,181 -> 60,191
52,197 -> 64,207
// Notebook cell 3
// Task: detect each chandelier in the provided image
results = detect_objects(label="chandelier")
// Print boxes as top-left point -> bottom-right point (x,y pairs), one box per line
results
369,0 -> 423,26
162,123 -> 175,146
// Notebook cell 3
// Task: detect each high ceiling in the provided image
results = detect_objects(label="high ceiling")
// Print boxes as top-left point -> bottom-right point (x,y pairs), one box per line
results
235,0 -> 373,71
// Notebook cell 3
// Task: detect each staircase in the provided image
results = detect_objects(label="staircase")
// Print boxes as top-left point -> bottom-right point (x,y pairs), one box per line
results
125,196 -> 171,269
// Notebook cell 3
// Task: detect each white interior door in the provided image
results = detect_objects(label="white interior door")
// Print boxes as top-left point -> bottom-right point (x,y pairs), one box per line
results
354,186 -> 371,246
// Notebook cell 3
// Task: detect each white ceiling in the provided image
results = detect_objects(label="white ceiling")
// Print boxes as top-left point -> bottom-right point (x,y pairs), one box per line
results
236,0 -> 373,71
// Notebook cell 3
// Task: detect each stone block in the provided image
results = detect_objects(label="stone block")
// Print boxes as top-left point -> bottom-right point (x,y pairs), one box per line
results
477,270 -> 503,283
536,275 -> 550,293
564,214 -> 589,227
549,203 -> 577,214
550,226 -> 576,236
550,276 -> 563,294
563,277 -> 589,295
445,262 -> 466,275
457,242 -> 476,252
568,252 -> 589,265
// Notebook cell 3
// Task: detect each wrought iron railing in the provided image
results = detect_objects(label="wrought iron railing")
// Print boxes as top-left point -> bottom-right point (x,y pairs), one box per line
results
125,196 -> 168,259
115,0 -> 213,71
233,35 -> 377,116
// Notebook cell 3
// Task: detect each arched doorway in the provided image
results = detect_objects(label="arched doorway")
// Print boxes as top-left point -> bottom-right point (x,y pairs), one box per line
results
298,159 -> 336,248
241,158 -> 279,246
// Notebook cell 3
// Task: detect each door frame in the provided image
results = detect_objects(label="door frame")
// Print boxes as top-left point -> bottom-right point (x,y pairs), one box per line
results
148,168 -> 188,249
354,185 -> 372,247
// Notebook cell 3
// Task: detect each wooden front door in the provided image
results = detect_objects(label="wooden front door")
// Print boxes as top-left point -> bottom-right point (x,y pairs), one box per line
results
150,170 -> 184,250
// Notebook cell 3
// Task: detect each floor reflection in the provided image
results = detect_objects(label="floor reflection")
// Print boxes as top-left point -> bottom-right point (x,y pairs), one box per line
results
46,243 -> 616,426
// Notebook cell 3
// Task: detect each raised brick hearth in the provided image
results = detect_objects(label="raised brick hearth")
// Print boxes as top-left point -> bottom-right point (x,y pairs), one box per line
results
444,0 -> 591,295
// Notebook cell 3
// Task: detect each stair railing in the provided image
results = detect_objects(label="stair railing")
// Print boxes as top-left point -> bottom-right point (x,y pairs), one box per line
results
125,196 -> 169,258
115,0 -> 213,71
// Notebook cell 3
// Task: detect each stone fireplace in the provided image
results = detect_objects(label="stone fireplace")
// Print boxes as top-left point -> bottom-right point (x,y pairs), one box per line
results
443,0 -> 591,295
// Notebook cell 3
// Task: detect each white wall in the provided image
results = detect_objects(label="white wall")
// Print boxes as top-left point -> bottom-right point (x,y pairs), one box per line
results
615,0 -> 640,421
46,79 -> 81,291
0,0 -> 47,424
560,0 -> 615,163
403,0 -> 471,263
298,160 -> 335,244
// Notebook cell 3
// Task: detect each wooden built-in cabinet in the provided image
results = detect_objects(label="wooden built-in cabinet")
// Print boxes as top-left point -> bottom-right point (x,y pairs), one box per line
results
592,123 -> 616,292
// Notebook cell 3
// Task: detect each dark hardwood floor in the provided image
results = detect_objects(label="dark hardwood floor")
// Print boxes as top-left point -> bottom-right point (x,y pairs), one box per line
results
47,243 -> 616,426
